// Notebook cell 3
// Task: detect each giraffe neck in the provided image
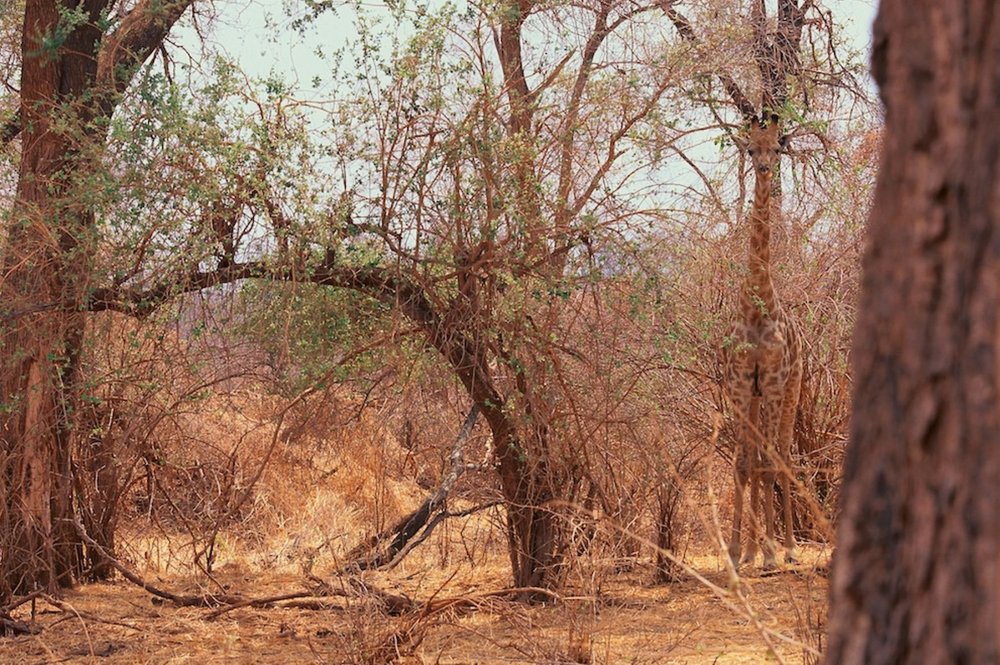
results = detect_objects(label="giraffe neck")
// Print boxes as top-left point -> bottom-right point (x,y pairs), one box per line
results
743,168 -> 778,319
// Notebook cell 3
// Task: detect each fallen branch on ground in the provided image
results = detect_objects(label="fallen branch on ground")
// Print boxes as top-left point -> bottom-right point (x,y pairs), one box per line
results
0,589 -> 43,616
205,577 -> 413,620
418,585 -> 565,615
42,595 -> 143,632
70,495 -> 564,629
0,613 -> 38,636
72,515 -> 421,622
203,590 -> 329,620
0,590 -> 44,636
70,516 -> 246,608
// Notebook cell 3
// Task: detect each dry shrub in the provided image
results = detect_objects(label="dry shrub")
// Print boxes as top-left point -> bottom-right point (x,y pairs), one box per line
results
522,121 -> 871,590
310,604 -> 439,664
75,309 -> 264,575
250,394 -> 427,570
64,136 -> 869,662
78,303 -> 425,579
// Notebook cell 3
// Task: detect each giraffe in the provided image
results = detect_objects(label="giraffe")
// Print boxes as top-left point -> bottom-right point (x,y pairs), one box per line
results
723,113 -> 802,570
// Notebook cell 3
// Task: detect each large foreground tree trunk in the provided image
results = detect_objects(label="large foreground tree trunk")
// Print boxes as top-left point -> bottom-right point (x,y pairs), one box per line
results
826,1 -> 1000,662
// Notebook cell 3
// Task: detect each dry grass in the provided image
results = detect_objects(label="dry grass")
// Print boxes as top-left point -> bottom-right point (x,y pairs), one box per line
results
4,375 -> 833,664
3,516 -> 830,664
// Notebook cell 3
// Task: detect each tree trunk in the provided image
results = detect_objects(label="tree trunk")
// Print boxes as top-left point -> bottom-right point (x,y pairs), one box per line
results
0,0 -> 103,597
826,1 -> 1000,662
75,403 -> 122,581
482,404 -> 561,600
655,484 -> 682,584
0,0 -> 192,602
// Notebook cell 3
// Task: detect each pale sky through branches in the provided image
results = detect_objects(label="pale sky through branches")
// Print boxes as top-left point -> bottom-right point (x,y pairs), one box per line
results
170,0 -> 880,243
187,0 -> 878,103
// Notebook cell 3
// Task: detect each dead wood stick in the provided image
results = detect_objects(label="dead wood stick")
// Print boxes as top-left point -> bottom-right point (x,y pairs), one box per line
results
0,589 -> 43,636
0,614 -> 38,636
42,595 -> 143,632
203,590 -> 316,620
0,589 -> 44,615
208,582 -> 565,626
73,518 -> 360,618
383,500 -> 503,571
328,578 -> 414,615
343,405 -> 481,571
206,578 -> 414,620
420,585 -> 565,614
278,598 -> 348,611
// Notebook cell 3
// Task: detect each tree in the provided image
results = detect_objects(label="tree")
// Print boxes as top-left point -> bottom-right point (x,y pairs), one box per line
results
75,0 -> 857,596
0,0 -> 865,606
0,0 -> 193,601
826,0 -> 1000,661
189,0 -> 686,596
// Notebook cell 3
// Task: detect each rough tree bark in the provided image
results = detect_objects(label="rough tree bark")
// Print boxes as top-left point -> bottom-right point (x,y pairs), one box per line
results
0,0 -> 192,601
489,0 -> 564,597
826,0 -> 1000,662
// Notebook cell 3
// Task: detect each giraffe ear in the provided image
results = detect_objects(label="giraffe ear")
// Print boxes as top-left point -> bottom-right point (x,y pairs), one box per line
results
733,133 -> 749,152
769,112 -> 780,126
778,134 -> 790,152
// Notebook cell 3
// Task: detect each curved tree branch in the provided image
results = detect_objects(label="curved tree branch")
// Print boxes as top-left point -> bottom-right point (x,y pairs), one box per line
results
96,0 -> 194,114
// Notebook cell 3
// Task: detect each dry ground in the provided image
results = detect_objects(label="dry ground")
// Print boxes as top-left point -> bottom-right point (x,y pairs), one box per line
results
1,392 -> 831,663
2,546 -> 829,664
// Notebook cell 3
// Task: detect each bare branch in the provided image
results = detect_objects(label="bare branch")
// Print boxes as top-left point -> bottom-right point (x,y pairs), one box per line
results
556,0 -> 613,228
70,517 -> 245,608
342,405 -> 483,571
88,258 -> 511,456
497,0 -> 535,134
96,0 -> 194,107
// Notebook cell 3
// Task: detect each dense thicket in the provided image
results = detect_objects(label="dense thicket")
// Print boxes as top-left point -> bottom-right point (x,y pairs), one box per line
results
0,0 -> 872,609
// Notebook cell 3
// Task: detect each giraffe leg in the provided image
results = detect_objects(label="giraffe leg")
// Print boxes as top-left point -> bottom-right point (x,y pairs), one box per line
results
728,386 -> 754,568
741,462 -> 759,566
729,443 -> 749,568
779,361 -> 803,564
761,467 -> 778,571
760,398 -> 783,571
781,468 -> 797,564
748,396 -> 766,566
729,393 -> 758,568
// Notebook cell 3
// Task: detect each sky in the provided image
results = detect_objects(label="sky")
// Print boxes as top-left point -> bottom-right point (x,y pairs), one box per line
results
184,0 -> 879,101
169,0 -> 881,224
836,0 -> 879,47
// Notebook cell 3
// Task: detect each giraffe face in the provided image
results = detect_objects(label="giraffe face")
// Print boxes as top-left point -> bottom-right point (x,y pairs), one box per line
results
746,114 -> 785,176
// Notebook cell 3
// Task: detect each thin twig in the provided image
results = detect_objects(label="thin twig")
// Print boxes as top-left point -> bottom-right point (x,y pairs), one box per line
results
69,517 -> 244,608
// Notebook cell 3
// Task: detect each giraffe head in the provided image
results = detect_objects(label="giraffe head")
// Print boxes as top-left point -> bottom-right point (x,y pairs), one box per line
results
745,113 -> 787,176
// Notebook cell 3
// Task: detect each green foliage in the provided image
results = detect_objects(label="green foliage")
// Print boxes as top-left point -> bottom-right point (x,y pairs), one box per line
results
232,281 -> 392,393
38,4 -> 87,56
